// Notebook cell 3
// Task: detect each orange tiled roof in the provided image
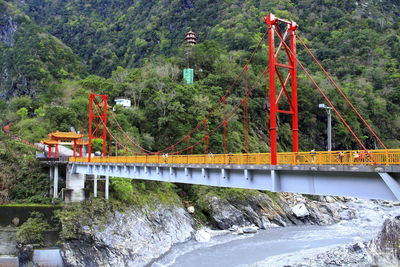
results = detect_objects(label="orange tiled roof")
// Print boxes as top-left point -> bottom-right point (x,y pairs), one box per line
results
76,140 -> 89,145
48,131 -> 84,139
41,139 -> 59,145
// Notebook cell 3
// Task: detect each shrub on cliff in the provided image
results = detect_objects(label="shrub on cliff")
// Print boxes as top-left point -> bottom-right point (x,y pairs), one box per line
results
16,211 -> 49,246
110,178 -> 179,207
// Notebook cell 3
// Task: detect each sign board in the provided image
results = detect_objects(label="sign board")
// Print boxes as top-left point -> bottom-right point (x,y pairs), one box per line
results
183,68 -> 194,84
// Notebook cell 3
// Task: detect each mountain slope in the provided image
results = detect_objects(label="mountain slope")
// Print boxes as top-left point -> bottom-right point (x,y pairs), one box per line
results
0,0 -> 86,99
0,0 -> 399,204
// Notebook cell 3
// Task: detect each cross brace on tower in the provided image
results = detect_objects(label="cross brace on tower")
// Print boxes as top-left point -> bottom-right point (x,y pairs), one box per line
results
265,13 -> 299,165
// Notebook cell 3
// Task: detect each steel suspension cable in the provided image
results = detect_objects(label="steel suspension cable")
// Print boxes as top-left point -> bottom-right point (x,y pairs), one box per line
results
296,33 -> 387,149
108,111 -> 153,153
243,65 -> 249,153
155,29 -> 269,154
92,104 -> 138,154
171,67 -> 268,155
274,28 -> 369,151
94,31 -> 268,155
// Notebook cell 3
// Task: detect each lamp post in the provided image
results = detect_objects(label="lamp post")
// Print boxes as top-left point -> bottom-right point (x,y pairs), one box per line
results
319,104 -> 333,151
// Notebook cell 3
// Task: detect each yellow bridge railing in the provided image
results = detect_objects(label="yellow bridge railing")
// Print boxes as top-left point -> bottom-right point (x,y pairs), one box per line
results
68,149 -> 400,166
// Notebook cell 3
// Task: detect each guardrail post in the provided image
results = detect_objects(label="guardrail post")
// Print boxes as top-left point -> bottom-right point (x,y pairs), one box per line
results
385,149 -> 389,166
349,151 -> 353,166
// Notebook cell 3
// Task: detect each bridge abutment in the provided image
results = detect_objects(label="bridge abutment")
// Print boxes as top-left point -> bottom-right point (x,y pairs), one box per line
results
65,166 -> 86,202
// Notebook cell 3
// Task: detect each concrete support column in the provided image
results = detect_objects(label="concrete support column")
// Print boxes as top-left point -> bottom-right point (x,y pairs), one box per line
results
49,166 -> 54,197
65,167 -> 85,202
93,175 -> 98,197
53,165 -> 59,198
271,169 -> 280,192
105,176 -> 109,200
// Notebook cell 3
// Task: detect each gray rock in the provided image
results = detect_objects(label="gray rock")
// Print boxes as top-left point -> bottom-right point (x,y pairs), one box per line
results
259,216 -> 269,229
61,205 -> 194,267
59,192 -> 354,266
207,196 -> 248,229
253,216 -> 400,267
338,208 -> 357,221
242,226 -> 258,234
368,216 -> 400,266
205,193 -> 347,230
291,204 -> 310,218
306,201 -> 342,225
194,229 -> 211,242
0,16 -> 17,47
16,244 -> 37,267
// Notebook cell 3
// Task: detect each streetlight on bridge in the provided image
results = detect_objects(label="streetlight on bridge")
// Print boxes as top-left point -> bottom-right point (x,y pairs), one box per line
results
319,104 -> 333,151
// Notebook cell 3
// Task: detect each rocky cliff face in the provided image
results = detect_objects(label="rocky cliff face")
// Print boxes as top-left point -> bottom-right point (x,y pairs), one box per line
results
59,192 -> 355,267
60,205 -> 195,267
0,0 -> 85,99
203,193 -> 353,230
0,16 -> 17,47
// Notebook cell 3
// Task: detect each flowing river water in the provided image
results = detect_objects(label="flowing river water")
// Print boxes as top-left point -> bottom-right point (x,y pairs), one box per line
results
152,200 -> 400,267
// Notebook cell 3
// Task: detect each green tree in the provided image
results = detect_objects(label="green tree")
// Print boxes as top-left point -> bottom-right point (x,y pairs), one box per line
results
16,107 -> 28,119
16,211 -> 49,245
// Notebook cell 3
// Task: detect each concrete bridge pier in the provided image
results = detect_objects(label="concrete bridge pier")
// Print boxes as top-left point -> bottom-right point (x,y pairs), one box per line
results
49,166 -> 53,197
105,176 -> 109,200
64,169 -> 110,202
49,165 -> 60,198
53,165 -> 59,198
65,165 -> 86,202
91,175 -> 110,199
93,175 -> 98,197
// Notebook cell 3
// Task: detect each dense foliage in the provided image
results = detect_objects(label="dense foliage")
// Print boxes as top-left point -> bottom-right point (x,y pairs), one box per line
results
0,0 -> 86,99
0,136 -> 49,203
0,0 -> 399,202
110,178 -> 179,206
16,211 -> 49,245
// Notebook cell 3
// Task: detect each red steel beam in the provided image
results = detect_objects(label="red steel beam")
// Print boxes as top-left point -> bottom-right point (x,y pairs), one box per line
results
265,13 -> 299,164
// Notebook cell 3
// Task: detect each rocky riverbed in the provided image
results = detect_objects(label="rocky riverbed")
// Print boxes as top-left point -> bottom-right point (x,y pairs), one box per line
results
58,192 -> 365,266
252,216 -> 400,267
155,199 -> 400,267
2,191 -> 398,267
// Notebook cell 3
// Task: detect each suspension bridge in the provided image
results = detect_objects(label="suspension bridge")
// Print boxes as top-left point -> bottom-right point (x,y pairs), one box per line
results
4,14 -> 400,202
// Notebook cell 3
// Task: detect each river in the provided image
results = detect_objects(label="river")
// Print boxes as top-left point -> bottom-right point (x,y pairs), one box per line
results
152,200 -> 400,267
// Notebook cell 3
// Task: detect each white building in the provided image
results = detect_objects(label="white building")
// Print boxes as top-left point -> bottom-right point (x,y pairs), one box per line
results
114,98 -> 131,109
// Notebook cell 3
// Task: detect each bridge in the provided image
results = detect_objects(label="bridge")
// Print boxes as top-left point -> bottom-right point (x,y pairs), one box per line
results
6,14 -> 400,202
66,150 -> 400,202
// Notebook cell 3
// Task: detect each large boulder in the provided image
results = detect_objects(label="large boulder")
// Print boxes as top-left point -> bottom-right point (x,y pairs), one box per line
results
194,229 -> 211,242
207,196 -> 248,229
291,204 -> 309,218
368,216 -> 400,266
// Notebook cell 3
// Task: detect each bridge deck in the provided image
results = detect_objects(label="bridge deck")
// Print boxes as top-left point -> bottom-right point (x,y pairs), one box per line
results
66,150 -> 400,201
68,149 -> 400,166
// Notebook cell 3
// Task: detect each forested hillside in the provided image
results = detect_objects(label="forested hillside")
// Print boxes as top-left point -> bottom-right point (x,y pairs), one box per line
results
0,0 -> 399,202
0,0 -> 86,99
